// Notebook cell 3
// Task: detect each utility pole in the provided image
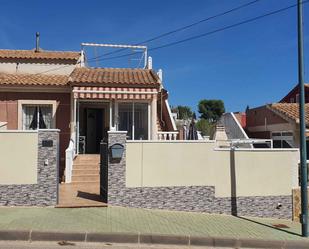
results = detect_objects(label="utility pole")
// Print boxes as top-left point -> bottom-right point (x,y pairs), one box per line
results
297,0 -> 308,237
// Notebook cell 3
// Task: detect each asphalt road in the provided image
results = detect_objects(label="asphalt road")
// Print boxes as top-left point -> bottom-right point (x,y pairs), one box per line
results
0,241 -> 256,249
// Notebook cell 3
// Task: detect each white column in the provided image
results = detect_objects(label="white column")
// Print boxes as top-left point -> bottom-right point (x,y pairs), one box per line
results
73,98 -> 77,153
132,102 -> 135,140
148,102 -> 151,140
109,101 -> 113,130
151,96 -> 158,140
115,101 -> 119,130
76,100 -> 80,154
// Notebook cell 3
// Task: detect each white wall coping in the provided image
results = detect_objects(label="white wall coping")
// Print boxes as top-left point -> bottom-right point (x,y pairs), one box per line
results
215,148 -> 299,152
38,129 -> 60,132
0,130 -> 38,133
127,140 -> 216,144
108,131 -> 128,134
0,129 -> 60,133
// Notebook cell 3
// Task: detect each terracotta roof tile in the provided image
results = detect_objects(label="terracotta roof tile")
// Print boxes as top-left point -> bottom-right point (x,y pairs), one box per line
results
0,49 -> 80,61
268,103 -> 309,125
0,72 -> 68,86
69,67 -> 160,87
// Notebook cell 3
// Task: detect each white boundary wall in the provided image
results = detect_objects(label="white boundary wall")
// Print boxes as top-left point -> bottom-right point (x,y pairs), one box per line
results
126,141 -> 299,198
0,130 -> 38,184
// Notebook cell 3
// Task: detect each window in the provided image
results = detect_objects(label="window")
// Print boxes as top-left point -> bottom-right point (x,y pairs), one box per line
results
22,105 -> 53,130
117,102 -> 149,140
272,131 -> 293,148
290,97 -> 294,103
134,103 -> 148,140
18,100 -> 57,130
118,103 -> 133,139
296,94 -> 300,103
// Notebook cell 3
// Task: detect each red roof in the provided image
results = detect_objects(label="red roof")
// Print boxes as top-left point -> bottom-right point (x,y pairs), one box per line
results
0,72 -> 68,86
69,67 -> 160,87
268,103 -> 309,125
0,67 -> 161,88
0,49 -> 80,61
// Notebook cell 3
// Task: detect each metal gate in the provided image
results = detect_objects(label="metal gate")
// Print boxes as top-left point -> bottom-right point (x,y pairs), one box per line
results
100,141 -> 108,202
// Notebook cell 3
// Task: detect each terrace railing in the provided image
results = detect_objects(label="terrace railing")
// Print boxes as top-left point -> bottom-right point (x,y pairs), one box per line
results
157,131 -> 178,140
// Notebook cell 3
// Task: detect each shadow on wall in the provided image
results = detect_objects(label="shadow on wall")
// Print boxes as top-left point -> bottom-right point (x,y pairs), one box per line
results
230,148 -> 237,216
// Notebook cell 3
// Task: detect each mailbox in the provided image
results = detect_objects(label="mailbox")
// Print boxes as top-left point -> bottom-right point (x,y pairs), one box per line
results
110,143 -> 124,159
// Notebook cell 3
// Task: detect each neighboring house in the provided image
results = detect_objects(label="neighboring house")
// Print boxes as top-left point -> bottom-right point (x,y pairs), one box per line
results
246,103 -> 309,150
0,48 -> 176,181
219,84 -> 309,150
245,83 -> 309,150
280,83 -> 309,103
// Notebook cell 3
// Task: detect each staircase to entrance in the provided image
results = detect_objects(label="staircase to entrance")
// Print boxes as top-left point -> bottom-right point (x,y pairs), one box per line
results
72,154 -> 100,184
58,154 -> 106,208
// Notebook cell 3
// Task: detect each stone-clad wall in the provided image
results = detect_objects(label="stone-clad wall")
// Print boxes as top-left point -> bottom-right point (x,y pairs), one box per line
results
107,131 -> 292,219
0,130 -> 59,206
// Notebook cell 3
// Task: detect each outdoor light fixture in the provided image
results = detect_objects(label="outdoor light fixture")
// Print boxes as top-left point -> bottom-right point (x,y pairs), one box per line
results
110,143 -> 124,160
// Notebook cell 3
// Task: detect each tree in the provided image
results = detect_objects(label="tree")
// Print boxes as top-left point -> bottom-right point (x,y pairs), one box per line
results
196,118 -> 215,137
198,99 -> 225,122
172,105 -> 193,120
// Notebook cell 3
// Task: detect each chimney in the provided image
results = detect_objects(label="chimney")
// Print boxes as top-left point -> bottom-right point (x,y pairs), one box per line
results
35,32 -> 40,52
147,56 -> 152,69
157,69 -> 163,82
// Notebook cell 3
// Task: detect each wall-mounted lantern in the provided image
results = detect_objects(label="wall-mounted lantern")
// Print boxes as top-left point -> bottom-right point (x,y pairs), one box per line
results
110,143 -> 124,160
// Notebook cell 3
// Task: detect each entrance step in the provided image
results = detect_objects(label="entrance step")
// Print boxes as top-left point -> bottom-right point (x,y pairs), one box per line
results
72,169 -> 100,175
73,164 -> 100,170
72,174 -> 100,182
70,181 -> 100,185
74,154 -> 100,162
71,154 -> 100,184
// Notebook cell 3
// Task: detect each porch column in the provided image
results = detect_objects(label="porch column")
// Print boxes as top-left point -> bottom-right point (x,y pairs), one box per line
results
70,92 -> 75,135
73,98 -> 77,152
151,96 -> 158,140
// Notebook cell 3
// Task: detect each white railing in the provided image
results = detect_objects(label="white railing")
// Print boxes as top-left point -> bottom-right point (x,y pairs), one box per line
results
65,133 -> 75,183
216,138 -> 274,148
157,131 -> 178,140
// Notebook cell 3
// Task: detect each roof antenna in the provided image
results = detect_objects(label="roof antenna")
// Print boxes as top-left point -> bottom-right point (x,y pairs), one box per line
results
35,32 -> 40,52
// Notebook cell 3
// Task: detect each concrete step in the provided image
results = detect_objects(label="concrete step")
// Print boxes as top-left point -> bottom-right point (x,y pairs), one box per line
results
70,181 -> 100,185
75,154 -> 100,159
72,174 -> 100,182
72,169 -> 100,175
73,161 -> 100,166
74,160 -> 100,164
73,164 -> 100,170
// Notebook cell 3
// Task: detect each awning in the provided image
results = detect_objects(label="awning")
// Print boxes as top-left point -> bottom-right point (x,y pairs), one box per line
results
73,86 -> 158,100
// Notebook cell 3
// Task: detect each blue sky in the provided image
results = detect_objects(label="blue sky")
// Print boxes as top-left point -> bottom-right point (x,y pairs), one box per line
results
0,0 -> 308,114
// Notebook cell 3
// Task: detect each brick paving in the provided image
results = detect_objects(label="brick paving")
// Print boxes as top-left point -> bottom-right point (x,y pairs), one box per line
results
0,206 -> 307,241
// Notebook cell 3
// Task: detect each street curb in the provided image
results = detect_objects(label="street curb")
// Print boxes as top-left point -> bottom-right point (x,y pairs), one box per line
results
0,230 -> 309,248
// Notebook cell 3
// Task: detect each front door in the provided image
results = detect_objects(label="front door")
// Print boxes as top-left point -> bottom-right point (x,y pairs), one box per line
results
86,108 -> 103,154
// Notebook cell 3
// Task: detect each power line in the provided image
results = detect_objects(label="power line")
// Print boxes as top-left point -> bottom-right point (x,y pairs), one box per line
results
94,0 -> 308,62
87,0 -> 262,62
35,0 -> 308,75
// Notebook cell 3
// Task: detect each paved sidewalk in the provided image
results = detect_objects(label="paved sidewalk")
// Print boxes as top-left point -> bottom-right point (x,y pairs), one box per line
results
0,241 -> 263,249
0,206 -> 306,241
